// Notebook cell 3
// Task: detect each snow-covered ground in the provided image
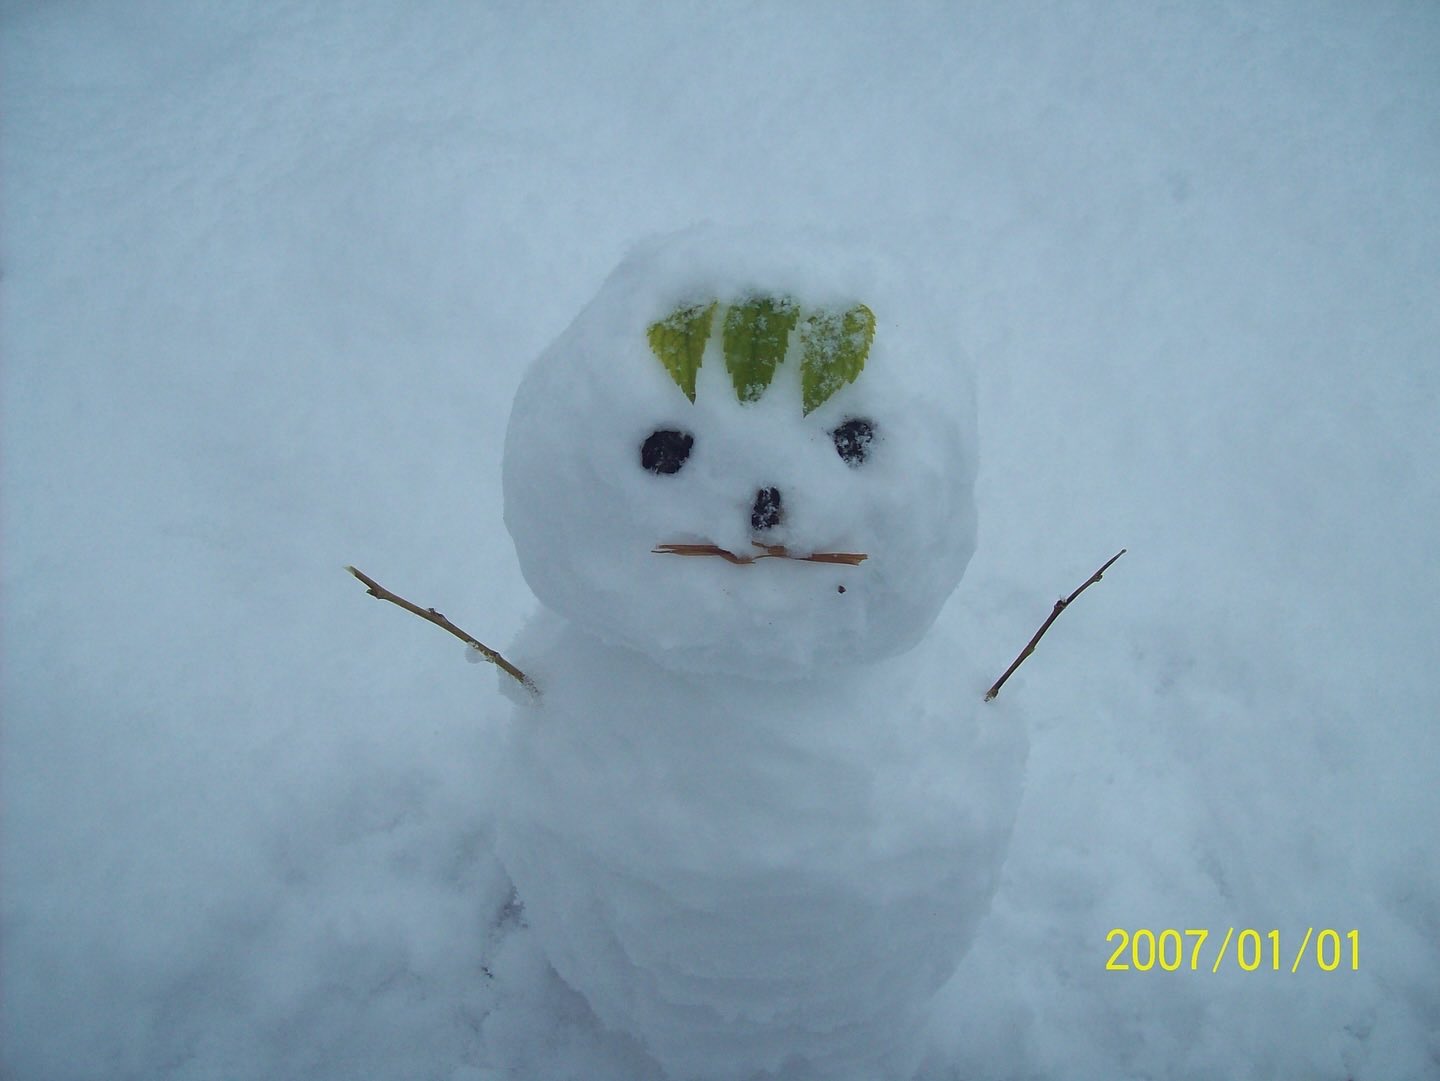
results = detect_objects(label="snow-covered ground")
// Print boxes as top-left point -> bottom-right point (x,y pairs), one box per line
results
3,3 -> 1437,1079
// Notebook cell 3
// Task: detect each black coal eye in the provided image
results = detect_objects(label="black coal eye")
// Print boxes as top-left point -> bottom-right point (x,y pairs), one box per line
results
831,417 -> 875,467
640,429 -> 694,474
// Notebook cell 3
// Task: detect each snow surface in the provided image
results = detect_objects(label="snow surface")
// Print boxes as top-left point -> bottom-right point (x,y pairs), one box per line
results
3,3 -> 1439,1080
503,226 -> 979,676
491,611 -> 1025,1081
495,229 -> 1021,1079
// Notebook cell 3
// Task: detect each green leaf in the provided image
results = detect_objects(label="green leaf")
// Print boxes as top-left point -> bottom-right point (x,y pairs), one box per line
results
721,295 -> 800,403
647,302 -> 716,402
800,303 -> 875,414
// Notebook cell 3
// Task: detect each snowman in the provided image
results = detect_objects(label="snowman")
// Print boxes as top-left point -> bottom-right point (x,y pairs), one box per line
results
488,226 -> 1028,1080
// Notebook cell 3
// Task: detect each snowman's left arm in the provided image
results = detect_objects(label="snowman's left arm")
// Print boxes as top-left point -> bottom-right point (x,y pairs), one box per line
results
983,548 -> 1126,702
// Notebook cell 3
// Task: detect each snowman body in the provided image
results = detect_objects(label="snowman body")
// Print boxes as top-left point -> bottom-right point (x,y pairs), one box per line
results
494,228 -> 1026,1079
494,615 -> 1024,1080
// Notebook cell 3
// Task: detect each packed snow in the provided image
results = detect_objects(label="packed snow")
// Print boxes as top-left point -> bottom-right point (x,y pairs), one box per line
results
3,4 -> 1439,1080
503,227 -> 978,675
494,228 -> 1020,1079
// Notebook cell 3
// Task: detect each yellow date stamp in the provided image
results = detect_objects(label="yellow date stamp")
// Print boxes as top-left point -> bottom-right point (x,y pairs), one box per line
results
1106,928 -> 1359,972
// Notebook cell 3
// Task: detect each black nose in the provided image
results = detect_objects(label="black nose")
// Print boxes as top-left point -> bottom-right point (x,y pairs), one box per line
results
751,486 -> 783,531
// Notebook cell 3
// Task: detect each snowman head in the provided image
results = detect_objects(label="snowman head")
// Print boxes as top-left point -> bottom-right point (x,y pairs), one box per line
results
503,226 -> 977,679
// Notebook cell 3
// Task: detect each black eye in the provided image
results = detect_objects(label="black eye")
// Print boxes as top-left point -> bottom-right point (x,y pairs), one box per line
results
641,429 -> 694,474
831,417 -> 875,467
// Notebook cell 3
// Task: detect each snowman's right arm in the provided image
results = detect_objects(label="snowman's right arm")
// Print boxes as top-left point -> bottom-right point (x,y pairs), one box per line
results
345,565 -> 539,696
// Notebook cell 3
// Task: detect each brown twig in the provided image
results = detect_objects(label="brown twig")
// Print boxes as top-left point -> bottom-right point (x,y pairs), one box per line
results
345,565 -> 538,696
653,542 -> 868,566
984,549 -> 1126,702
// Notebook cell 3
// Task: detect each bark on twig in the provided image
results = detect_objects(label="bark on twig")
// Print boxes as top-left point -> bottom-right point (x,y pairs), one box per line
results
345,565 -> 538,696
653,542 -> 867,566
984,549 -> 1126,702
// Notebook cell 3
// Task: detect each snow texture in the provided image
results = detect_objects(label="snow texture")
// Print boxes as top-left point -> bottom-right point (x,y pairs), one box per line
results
3,3 -> 1439,1081
493,614 -> 1024,1081
503,227 -> 977,677
496,230 -> 1014,1078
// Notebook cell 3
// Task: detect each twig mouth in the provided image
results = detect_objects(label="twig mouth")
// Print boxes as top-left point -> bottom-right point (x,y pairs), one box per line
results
653,541 -> 867,566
